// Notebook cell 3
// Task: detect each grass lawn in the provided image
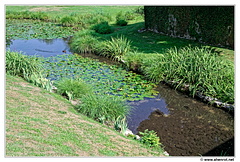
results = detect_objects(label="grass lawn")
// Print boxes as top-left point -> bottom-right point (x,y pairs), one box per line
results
5,74 -> 165,156
5,5 -> 234,61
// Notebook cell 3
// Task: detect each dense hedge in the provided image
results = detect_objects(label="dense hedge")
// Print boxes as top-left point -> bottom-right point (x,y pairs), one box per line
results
144,6 -> 234,49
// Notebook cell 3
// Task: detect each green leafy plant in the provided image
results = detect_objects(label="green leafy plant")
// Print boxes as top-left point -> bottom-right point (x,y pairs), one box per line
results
114,115 -> 128,134
70,34 -> 99,53
139,129 -> 161,148
96,36 -> 132,61
141,46 -> 234,104
24,72 -> 54,92
42,54 -> 158,101
92,21 -> 114,34
76,94 -> 130,123
6,50 -> 43,78
116,19 -> 128,26
55,78 -> 93,100
60,16 -> 76,27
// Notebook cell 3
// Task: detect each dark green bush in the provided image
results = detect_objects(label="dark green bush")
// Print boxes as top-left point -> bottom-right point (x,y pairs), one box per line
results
116,19 -> 128,26
92,21 -> 114,34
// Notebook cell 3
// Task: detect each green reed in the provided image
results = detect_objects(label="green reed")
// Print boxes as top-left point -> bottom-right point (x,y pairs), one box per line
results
75,93 -> 131,123
96,36 -> 132,61
6,50 -> 43,78
55,78 -> 93,100
141,46 -> 234,104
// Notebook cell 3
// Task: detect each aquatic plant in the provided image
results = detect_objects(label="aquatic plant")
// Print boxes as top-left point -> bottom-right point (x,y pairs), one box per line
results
6,19 -> 75,40
24,72 -> 54,92
76,93 -> 131,123
42,54 -> 158,101
6,11 -> 49,20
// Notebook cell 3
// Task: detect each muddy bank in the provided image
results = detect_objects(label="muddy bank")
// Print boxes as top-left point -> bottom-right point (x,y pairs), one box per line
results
136,83 -> 234,156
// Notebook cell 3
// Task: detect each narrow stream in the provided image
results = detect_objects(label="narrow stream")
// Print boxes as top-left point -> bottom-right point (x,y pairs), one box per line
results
7,38 -> 234,156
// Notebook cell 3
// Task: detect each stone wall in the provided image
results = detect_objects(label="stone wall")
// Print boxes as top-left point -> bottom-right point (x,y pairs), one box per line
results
144,6 -> 234,49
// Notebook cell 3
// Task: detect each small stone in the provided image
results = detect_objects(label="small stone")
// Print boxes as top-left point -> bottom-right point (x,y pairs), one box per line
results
124,129 -> 133,136
163,151 -> 169,156
135,135 -> 141,140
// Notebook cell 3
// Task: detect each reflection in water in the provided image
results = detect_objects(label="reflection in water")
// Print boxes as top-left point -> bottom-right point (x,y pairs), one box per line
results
7,39 -> 72,57
127,95 -> 169,134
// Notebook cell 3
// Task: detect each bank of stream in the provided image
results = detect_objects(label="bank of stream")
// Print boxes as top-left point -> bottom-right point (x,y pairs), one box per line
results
7,38 -> 234,156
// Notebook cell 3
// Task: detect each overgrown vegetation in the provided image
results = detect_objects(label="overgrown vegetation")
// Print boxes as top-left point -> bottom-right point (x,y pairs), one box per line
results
139,46 -> 234,104
139,129 -> 161,148
55,78 -> 93,100
5,5 -> 234,156
96,36 -> 133,60
92,21 -> 114,34
76,94 -> 131,124
6,50 -> 43,78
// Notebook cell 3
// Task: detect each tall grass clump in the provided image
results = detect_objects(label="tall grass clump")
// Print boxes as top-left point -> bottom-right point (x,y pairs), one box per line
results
76,94 -> 130,123
55,78 -> 93,100
92,21 -> 114,34
60,16 -> 77,27
96,36 -> 132,61
142,46 -> 234,104
69,30 -> 99,53
6,50 -> 43,78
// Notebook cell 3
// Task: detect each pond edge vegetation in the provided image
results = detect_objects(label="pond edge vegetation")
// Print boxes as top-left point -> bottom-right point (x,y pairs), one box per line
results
68,28 -> 234,112
6,6 -> 234,117
5,50 -> 167,154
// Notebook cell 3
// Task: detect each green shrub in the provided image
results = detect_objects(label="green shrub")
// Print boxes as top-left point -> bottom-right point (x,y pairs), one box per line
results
92,21 -> 114,34
96,36 -> 132,60
70,34 -> 99,53
55,78 -> 93,100
141,46 -> 234,103
116,11 -> 125,21
60,16 -> 76,27
134,6 -> 144,15
76,94 -> 130,123
139,129 -> 161,148
70,29 -> 100,53
116,19 -> 128,26
24,72 -> 53,92
6,50 -> 43,78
